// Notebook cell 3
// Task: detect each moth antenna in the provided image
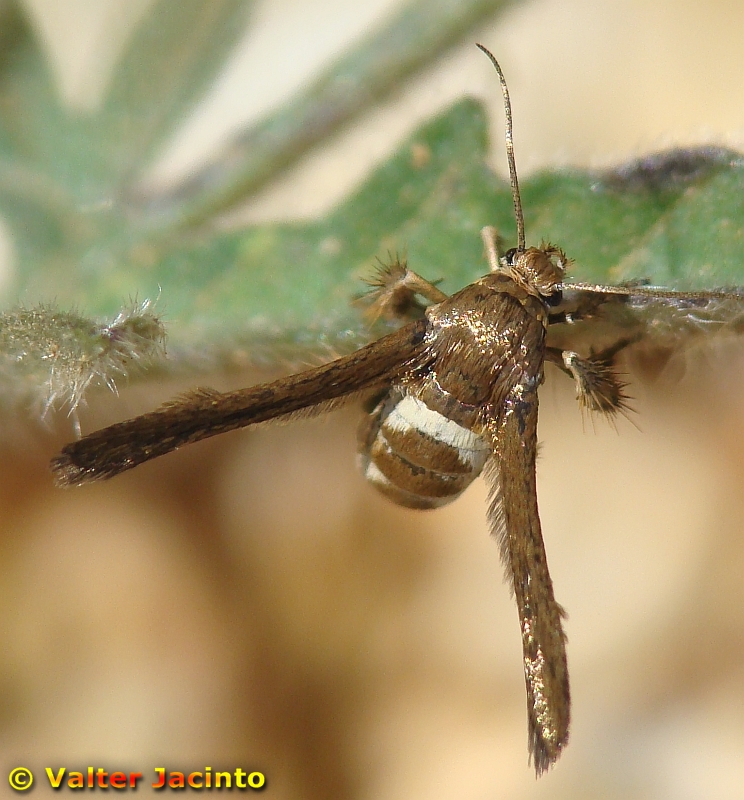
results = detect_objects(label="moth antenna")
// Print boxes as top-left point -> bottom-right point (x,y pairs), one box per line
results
475,43 -> 525,252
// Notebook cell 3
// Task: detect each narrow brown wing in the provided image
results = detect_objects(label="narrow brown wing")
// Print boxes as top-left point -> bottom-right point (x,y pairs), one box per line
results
51,319 -> 428,486
486,388 -> 570,775
550,283 -> 744,348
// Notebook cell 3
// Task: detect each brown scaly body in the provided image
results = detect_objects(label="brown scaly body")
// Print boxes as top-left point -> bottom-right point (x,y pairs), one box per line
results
359,250 -> 572,771
360,270 -> 550,508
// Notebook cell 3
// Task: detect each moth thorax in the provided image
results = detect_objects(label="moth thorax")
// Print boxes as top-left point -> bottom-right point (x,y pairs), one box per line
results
357,390 -> 491,510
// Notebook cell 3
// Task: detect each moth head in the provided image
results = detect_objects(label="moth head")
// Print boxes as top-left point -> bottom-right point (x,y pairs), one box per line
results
503,244 -> 568,300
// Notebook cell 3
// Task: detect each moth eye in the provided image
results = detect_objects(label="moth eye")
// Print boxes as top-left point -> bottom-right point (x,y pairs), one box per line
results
504,247 -> 518,265
546,290 -> 563,307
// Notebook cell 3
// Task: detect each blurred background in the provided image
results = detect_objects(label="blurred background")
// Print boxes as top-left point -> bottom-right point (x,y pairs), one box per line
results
1,0 -> 744,798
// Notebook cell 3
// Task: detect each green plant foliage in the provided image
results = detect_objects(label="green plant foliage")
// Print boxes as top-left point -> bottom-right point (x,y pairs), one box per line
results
0,300 -> 165,420
0,0 -> 742,419
0,0 -> 254,413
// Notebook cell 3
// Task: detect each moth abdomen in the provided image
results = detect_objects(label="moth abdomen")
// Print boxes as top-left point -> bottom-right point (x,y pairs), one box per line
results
358,391 -> 490,509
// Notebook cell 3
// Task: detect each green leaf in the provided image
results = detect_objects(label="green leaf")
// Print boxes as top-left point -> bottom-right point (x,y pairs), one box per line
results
0,0 -> 252,203
150,0 -> 520,230
9,99 -> 744,371
12,100 -> 507,356
0,0 -> 528,413
96,0 -> 254,185
521,147 -> 744,287
131,107 -> 744,349
0,2 -> 62,167
1,0 -> 742,416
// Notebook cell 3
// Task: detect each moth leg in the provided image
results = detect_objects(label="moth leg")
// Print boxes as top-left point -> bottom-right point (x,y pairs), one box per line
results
486,389 -> 570,774
364,256 -> 448,322
545,337 -> 636,417
481,225 -> 503,272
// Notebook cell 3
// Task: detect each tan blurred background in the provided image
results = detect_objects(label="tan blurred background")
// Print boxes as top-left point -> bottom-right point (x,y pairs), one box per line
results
2,1 -> 744,798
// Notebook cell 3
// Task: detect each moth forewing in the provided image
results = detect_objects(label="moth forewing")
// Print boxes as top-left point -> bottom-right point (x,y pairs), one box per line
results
552,282 -> 744,338
477,248 -> 571,773
487,396 -> 570,774
51,319 -> 428,486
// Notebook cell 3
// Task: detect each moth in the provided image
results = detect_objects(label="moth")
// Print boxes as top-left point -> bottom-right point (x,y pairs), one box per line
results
50,45 -> 744,774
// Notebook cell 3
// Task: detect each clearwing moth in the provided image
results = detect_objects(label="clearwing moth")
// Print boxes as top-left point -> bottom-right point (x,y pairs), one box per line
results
50,45 -> 744,774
